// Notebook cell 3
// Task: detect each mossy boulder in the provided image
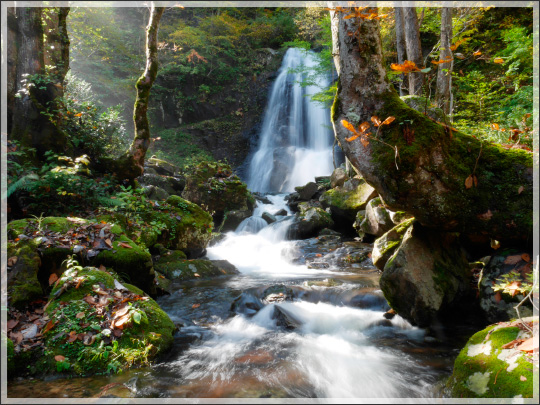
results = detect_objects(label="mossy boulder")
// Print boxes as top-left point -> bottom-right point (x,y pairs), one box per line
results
181,161 -> 254,223
8,217 -> 156,297
146,156 -> 180,176
294,182 -> 319,201
478,250 -> 534,323
446,320 -> 535,398
319,178 -> 377,230
138,172 -> 185,196
372,218 -> 415,270
380,221 -> 473,327
6,239 -> 43,309
358,197 -> 394,237
287,208 -> 334,240
155,256 -> 239,281
42,266 -> 175,377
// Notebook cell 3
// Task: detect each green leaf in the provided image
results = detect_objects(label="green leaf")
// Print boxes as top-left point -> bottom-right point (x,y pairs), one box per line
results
420,68 -> 432,73
132,311 -> 142,325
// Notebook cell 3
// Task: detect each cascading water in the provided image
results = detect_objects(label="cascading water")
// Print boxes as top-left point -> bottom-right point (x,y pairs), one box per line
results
247,48 -> 336,193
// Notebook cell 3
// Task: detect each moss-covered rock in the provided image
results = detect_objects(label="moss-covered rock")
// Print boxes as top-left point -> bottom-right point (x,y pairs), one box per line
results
358,197 -> 394,237
380,221 -> 474,327
372,218 -> 415,270
287,208 -> 334,240
319,178 -> 377,229
146,156 -> 181,176
446,319 -> 535,398
42,266 -> 175,377
181,161 -> 254,223
155,256 -> 239,281
7,239 -> 43,309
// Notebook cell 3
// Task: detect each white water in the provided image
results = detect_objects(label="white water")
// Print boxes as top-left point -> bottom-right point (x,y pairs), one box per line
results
247,48 -> 335,193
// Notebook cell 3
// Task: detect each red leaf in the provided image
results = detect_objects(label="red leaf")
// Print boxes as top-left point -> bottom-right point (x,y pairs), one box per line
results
7,319 -> 19,330
48,273 -> 58,286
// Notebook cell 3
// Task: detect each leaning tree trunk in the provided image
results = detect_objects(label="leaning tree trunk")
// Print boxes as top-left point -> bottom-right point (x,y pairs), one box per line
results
329,6 -> 533,246
8,7 -> 69,158
403,5 -> 424,96
435,7 -> 453,116
114,5 -> 164,182
394,6 -> 408,96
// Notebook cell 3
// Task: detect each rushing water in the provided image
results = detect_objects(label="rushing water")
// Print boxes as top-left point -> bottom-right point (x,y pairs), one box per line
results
8,48 -> 460,400
247,48 -> 336,193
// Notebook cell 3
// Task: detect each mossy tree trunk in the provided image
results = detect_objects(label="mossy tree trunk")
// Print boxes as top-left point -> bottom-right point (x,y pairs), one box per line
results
114,5 -> 165,182
394,6 -> 408,96
329,6 -> 533,246
435,7 -> 453,116
403,5 -> 424,95
43,7 -> 70,99
8,7 -> 70,158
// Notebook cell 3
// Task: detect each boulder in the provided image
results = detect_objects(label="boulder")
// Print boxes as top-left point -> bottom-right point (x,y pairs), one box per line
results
287,208 -> 334,240
446,319 -> 534,398
155,255 -> 239,281
262,212 -> 277,224
42,266 -> 175,377
220,209 -> 252,232
138,173 -> 185,196
143,185 -> 169,201
379,222 -> 473,327
478,250 -> 534,323
262,284 -> 294,304
372,218 -> 414,270
353,210 -> 366,239
146,156 -> 180,176
294,182 -> 319,201
359,197 -> 394,237
275,209 -> 288,216
319,178 -> 377,230
7,239 -> 43,309
330,167 -> 348,188
181,161 -> 254,223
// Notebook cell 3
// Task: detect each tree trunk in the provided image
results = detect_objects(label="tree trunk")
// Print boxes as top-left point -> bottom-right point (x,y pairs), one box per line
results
435,7 -> 453,116
43,8 -> 70,87
329,6 -> 533,246
114,4 -> 164,182
8,7 -> 69,158
394,6 -> 407,96
403,5 -> 424,96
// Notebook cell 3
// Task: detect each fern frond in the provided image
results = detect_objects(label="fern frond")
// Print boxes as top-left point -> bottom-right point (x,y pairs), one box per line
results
7,173 -> 39,198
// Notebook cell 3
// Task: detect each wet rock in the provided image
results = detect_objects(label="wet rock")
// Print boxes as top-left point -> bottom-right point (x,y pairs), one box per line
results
297,201 -> 323,214
318,228 -> 342,238
307,262 -> 330,269
261,212 -> 277,224
230,293 -> 263,316
319,178 -> 377,231
305,278 -> 342,287
478,250 -> 533,323
294,182 -> 319,200
372,218 -> 415,270
330,167 -> 348,188
353,210 -> 367,239
275,209 -> 287,216
155,251 -> 239,281
446,319 -> 534,398
138,173 -> 184,196
272,306 -> 301,329
208,232 -> 227,247
220,209 -> 252,232
287,208 -> 334,240
358,197 -> 393,237
262,284 -> 294,304
380,221 -> 474,327
253,193 -> 272,205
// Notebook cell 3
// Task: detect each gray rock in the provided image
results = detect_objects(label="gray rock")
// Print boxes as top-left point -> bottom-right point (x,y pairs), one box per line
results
372,219 -> 414,270
143,185 -> 170,201
221,209 -> 252,232
380,222 -> 473,327
359,197 -> 394,237
262,212 -> 277,224
275,209 -> 287,216
330,167 -> 348,188
287,208 -> 334,240
294,182 -> 319,201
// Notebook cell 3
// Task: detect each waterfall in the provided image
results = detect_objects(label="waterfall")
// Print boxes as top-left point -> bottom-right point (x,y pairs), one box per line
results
247,48 -> 335,193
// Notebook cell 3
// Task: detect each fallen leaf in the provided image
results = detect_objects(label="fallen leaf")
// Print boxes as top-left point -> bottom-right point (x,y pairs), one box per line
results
118,242 -> 132,249
7,319 -> 19,330
506,281 -> 521,297
515,337 -> 536,353
54,355 -> 65,362
75,312 -> 85,319
520,376 -> 527,382
504,255 -> 523,265
83,295 -> 96,305
99,265 -> 107,271
493,57 -> 504,64
115,306 -> 129,317
7,256 -> 18,266
192,303 -> 201,309
316,254 -> 322,257
477,210 -> 493,221
67,331 -> 78,343
105,239 -> 112,248
48,273 -> 59,285
518,186 -> 524,194
42,320 -> 57,334
465,175 -> 474,189
521,253 -> 530,263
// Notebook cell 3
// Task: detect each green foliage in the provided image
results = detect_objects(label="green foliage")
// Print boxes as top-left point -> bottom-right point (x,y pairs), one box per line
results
492,270 -> 534,298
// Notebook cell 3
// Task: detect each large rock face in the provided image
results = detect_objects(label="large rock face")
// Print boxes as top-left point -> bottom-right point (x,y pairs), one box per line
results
478,250 -> 534,323
379,222 -> 473,327
371,218 -> 414,270
446,319 -> 535,398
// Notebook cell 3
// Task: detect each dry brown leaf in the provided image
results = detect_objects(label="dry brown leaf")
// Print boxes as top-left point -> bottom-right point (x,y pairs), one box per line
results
115,306 -> 129,317
48,273 -> 59,286
7,256 -> 18,266
506,281 -> 521,297
521,253 -> 530,263
105,239 -> 113,248
504,255 -> 523,265
42,320 -> 56,334
520,375 -> 527,381
83,295 -> 96,305
518,186 -> 524,194
515,337 -> 536,353
7,319 -> 19,330
118,242 -> 132,249
54,355 -> 65,362
75,312 -> 85,319
477,210 -> 493,221
465,175 -> 474,189
192,303 -> 201,309
99,264 -> 107,271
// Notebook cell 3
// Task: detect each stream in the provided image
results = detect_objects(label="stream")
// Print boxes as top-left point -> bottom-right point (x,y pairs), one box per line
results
8,48 -> 464,400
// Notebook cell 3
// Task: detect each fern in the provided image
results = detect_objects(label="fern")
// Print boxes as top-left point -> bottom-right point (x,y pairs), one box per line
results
95,196 -> 125,207
7,173 -> 39,198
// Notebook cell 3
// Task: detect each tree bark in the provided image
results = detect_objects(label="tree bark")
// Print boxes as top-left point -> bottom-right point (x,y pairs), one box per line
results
394,6 -> 407,96
329,6 -> 533,246
403,5 -> 424,96
43,8 -> 70,87
435,7 -> 453,116
115,4 -> 164,182
8,7 -> 69,157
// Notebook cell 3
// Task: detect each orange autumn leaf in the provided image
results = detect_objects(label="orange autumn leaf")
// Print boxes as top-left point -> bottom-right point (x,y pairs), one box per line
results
521,253 -> 530,263
465,175 -> 474,189
358,121 -> 370,133
493,57 -> 504,64
381,116 -> 395,125
491,123 -> 500,130
49,273 -> 58,286
371,116 -> 382,127
74,113 -> 83,117
431,58 -> 453,65
54,355 -> 65,362
341,119 -> 357,134
118,242 -> 132,249
473,50 -> 482,56
346,134 -> 361,142
360,137 -> 370,148
515,337 -> 537,353
192,303 -> 201,309
391,60 -> 420,73
450,38 -> 468,51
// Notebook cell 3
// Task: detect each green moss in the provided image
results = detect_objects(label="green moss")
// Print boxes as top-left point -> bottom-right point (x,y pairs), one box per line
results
7,239 -> 43,309
447,323 -> 533,398
320,179 -> 375,219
